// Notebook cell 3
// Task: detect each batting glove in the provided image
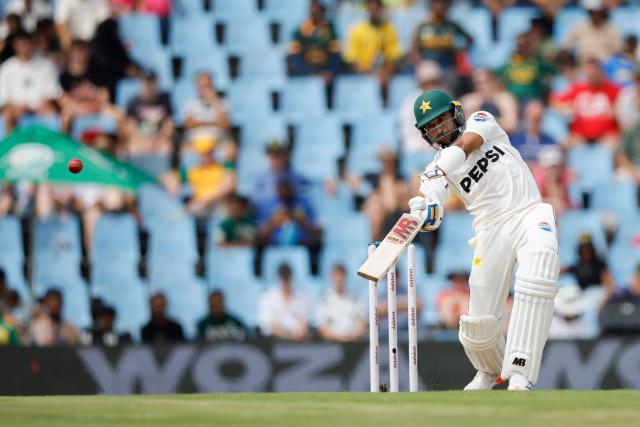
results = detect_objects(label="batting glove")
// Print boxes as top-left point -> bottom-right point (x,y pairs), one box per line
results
409,196 -> 442,232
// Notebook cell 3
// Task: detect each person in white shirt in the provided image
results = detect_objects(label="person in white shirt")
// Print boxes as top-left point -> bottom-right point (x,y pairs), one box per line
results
408,88 -> 560,391
548,285 -> 596,340
315,265 -> 367,342
0,31 -> 60,130
258,263 -> 310,341
54,0 -> 110,50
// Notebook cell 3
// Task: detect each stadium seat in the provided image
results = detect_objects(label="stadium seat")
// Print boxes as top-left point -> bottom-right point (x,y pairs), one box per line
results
127,154 -> 171,178
212,0 -> 257,21
611,7 -> 640,38
222,17 -> 272,55
553,7 -> 587,45
333,75 -> 383,122
558,209 -> 608,268
293,115 -> 344,181
281,77 -> 327,123
307,182 -> 355,225
608,216 -> 640,286
173,0 -> 206,15
115,78 -> 141,110
214,276 -> 263,328
180,49 -> 230,90
148,216 -> 198,289
541,109 -> 569,143
567,144 -> 614,204
262,246 -> 311,286
240,114 -> 287,149
93,278 -> 149,340
60,281 -> 92,330
91,214 -> 140,289
498,7 -> 538,43
591,179 -> 639,224
319,242 -> 368,298
71,114 -> 118,141
388,74 -> 417,112
418,273 -> 450,326
450,6 -> 492,48
433,243 -> 474,277
389,6 -> 424,52
240,48 -> 287,90
438,210 -> 474,248
169,15 -> 217,56
0,216 -> 27,297
226,81 -> 273,122
207,246 -> 256,288
263,0 -> 309,46
469,41 -> 514,69
17,114 -> 61,131
295,115 -> 342,154
138,184 -> 185,226
164,278 -> 208,339
129,47 -> 173,89
119,13 -> 162,53
400,149 -> 436,179
170,78 -> 198,124
346,114 -> 398,175
323,213 -> 371,248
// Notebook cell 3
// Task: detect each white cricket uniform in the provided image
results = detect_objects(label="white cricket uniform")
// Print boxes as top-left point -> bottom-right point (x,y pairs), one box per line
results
419,111 -> 559,385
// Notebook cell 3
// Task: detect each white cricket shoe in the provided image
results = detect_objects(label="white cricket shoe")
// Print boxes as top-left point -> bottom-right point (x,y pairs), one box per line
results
463,371 -> 498,391
508,373 -> 532,391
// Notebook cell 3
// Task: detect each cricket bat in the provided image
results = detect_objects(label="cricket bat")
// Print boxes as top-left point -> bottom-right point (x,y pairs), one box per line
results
357,213 -> 422,282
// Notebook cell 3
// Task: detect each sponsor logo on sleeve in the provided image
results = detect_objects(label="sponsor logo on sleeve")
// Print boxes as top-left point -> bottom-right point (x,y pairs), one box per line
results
539,222 -> 553,232
473,112 -> 488,122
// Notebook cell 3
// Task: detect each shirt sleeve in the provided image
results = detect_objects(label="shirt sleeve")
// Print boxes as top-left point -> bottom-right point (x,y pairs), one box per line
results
342,23 -> 361,64
463,111 -> 502,144
54,0 -> 71,23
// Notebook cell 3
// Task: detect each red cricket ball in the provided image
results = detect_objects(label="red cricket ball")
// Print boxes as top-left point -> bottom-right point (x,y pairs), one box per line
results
68,158 -> 83,174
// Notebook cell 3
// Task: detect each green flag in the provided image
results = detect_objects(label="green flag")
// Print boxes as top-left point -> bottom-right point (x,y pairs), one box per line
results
0,126 -> 155,191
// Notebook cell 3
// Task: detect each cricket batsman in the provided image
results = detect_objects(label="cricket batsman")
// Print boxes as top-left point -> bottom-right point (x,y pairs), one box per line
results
409,89 -> 559,391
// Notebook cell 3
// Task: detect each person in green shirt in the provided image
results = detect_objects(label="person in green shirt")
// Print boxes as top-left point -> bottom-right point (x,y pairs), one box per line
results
0,313 -> 20,346
497,32 -> 555,103
215,193 -> 257,247
197,291 -> 249,342
617,124 -> 640,183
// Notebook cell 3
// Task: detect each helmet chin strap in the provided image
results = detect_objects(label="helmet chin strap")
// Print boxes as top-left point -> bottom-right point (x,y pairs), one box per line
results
420,105 -> 466,150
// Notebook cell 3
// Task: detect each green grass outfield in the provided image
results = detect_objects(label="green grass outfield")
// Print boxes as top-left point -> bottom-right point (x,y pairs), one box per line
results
0,391 -> 638,427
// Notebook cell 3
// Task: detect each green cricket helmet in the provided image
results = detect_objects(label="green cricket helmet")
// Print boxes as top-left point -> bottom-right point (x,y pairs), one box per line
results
413,89 -> 465,150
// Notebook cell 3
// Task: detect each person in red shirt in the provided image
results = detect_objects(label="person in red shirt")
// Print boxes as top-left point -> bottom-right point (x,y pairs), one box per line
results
551,58 -> 621,149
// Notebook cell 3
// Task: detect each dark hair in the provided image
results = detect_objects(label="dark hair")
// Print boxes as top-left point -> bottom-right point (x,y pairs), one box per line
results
278,263 -> 292,279
0,268 -> 5,282
45,288 -> 63,300
100,305 -> 116,318
13,30 -> 31,41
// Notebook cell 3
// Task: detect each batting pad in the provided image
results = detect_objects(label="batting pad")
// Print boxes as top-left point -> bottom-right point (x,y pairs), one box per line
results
502,247 -> 559,384
459,315 -> 505,376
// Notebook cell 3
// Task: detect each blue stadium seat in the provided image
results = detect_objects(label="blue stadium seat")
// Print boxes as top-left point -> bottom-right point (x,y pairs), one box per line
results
127,154 -> 171,178
553,7 -> 587,45
222,17 -> 272,55
498,7 -> 538,43
17,114 -> 61,131
388,74 -> 417,112
281,77 -> 327,123
0,216 -> 27,297
213,0 -> 257,21
469,41 -> 514,69
173,0 -> 206,15
138,184 -> 185,226
91,214 -> 140,289
169,15 -> 216,56
295,115 -> 342,154
567,145 -> 614,205
433,243 -> 474,277
207,246 -> 256,288
115,78 -> 141,110
170,78 -> 198,124
320,242 -> 368,298
439,210 -> 474,248
241,114 -> 287,149
307,182 -> 354,225
34,215 -> 83,295
213,276 -> 263,328
541,109 -> 569,143
389,7 -> 424,52
93,279 -> 149,340
164,278 -> 208,339
400,150 -> 436,179
611,7 -> 640,38
119,13 -> 162,53
608,216 -> 640,286
335,8 -> 366,41
293,115 -> 344,181
129,47 -> 173,89
591,180 -> 639,224
60,281 -> 92,330
333,75 -> 383,122
262,246 -> 311,286
148,216 -> 198,289
346,114 -> 398,175
264,0 -> 309,46
240,48 -> 287,90
324,213 -> 371,248
558,209 -> 608,268
450,6 -> 492,48
418,273 -> 450,326
181,49 -> 230,90
71,114 -> 118,141
226,81 -> 273,122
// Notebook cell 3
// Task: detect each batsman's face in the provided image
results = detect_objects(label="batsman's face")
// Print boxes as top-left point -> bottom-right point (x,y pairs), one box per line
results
426,111 -> 455,140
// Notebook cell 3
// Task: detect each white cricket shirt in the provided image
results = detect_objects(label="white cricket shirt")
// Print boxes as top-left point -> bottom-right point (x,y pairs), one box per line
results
423,111 -> 541,230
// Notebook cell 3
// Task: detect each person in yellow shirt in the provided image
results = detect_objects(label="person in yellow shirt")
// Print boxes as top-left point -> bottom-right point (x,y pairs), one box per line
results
342,0 -> 403,87
186,136 -> 236,215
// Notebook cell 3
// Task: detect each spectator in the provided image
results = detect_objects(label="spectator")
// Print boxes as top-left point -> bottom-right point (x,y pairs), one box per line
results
399,60 -> 444,156
250,140 -> 308,212
361,148 -> 410,241
124,70 -> 174,156
529,14 -> 559,65
497,32 -> 555,104
460,68 -> 519,134
54,0 -> 110,50
287,0 -> 340,82
196,291 -> 249,342
411,0 -> 472,81
89,17 -> 140,98
141,293 -> 185,343
0,308 -> 20,346
436,270 -> 470,330
551,58 -> 621,149
33,18 -> 63,64
185,136 -> 236,216
30,288 -> 80,346
616,122 -> 640,183
563,0 -> 621,64
561,234 -> 614,299
615,69 -> 640,133
0,14 -> 23,63
548,284 -> 596,340
0,184 -> 16,215
2,289 -> 28,340
603,35 -> 638,88
342,0 -> 403,87
316,265 -> 367,342
258,176 -> 321,248
181,72 -> 231,145
80,305 -> 132,346
1,0 -> 51,34
214,194 -> 257,247
258,263 -> 310,341
531,146 -> 573,217
510,100 -> 558,163
599,264 -> 640,336
0,31 -> 60,131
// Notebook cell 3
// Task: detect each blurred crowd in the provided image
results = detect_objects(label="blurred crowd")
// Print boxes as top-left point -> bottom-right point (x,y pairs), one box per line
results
0,0 -> 640,346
